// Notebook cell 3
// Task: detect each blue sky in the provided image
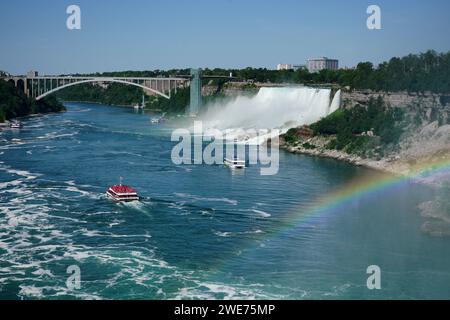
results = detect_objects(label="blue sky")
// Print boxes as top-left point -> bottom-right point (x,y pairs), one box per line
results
1,0 -> 449,74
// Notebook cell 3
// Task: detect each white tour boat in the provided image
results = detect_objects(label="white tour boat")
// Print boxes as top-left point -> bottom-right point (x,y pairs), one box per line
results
224,158 -> 246,169
10,120 -> 22,129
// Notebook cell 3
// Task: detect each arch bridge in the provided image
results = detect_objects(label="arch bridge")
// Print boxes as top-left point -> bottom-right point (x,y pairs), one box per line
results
2,69 -> 234,115
2,75 -> 189,101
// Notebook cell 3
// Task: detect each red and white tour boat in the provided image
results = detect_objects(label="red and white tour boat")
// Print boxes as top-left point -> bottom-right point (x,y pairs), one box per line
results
106,178 -> 140,202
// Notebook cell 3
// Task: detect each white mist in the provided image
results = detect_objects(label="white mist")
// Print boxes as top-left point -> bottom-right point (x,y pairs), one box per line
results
201,87 -> 340,133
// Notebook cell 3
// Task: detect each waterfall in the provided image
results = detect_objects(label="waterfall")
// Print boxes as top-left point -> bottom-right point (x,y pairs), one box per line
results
201,87 -> 340,132
330,89 -> 341,114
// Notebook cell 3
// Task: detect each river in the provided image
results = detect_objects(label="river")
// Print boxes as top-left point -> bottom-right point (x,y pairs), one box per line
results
0,103 -> 449,299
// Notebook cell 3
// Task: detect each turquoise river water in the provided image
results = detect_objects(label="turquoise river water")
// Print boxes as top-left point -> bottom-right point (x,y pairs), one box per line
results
0,103 -> 449,299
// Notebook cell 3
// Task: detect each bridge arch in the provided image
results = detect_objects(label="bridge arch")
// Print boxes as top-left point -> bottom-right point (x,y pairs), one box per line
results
16,79 -> 25,93
35,78 -> 170,101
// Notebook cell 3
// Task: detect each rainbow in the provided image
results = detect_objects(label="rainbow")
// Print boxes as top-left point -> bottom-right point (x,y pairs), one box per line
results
262,157 -> 450,239
213,158 -> 450,288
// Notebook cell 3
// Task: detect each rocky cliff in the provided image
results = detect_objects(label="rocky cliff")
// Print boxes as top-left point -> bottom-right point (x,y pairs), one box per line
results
281,89 -> 450,172
281,89 -> 450,238
341,90 -> 450,124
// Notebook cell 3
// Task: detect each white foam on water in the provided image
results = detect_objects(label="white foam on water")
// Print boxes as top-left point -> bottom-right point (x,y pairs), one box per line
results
18,284 -> 103,300
322,283 -> 353,297
63,250 -> 91,262
118,200 -> 149,213
108,219 -> 123,228
0,166 -> 40,181
77,228 -> 105,237
214,231 -> 233,237
200,210 -> 214,216
168,201 -> 187,210
0,124 -> 285,300
174,192 -> 238,205
0,151 -> 183,300
244,229 -> 264,234
213,229 -> 264,238
64,186 -> 98,199
252,209 -> 271,218
18,285 -> 45,298
0,179 -> 23,189
37,131 -> 79,140
32,268 -> 54,277
173,280 -> 279,300
70,108 -> 92,113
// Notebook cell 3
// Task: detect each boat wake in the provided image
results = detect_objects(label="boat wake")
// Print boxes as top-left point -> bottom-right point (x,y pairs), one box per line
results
117,200 -> 149,213
174,192 -> 238,206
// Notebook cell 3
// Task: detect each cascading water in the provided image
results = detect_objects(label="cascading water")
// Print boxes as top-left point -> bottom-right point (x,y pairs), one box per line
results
200,87 -> 341,143
329,89 -> 341,115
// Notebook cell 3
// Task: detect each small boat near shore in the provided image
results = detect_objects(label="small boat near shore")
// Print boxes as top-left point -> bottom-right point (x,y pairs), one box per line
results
10,120 -> 22,129
106,178 -> 140,202
151,117 -> 166,124
224,158 -> 246,169
134,95 -> 145,110
150,112 -> 167,124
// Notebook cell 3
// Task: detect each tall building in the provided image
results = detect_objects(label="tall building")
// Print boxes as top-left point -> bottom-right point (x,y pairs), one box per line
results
307,57 -> 339,73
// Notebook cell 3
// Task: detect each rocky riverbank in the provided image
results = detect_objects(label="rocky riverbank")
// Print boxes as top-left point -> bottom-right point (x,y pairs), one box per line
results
342,90 -> 450,124
280,125 -> 450,237
280,90 -> 450,237
281,89 -> 450,175
281,120 -> 450,175
281,122 -> 450,237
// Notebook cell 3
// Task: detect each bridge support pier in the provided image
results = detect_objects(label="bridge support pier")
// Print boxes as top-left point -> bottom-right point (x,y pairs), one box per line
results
24,79 -> 29,97
189,68 -> 202,116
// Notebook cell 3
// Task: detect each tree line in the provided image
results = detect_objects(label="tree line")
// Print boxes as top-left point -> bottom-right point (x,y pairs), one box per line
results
58,50 -> 450,99
202,50 -> 450,93
0,80 -> 65,122
5,49 -> 445,114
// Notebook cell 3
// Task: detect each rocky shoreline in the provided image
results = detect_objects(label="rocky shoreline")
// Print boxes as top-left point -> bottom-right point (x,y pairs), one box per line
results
282,141 -> 400,173
281,124 -> 450,176
279,88 -> 450,237
281,131 -> 450,237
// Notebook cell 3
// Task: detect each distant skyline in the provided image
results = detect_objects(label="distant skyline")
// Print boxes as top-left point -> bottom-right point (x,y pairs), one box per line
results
1,0 -> 450,75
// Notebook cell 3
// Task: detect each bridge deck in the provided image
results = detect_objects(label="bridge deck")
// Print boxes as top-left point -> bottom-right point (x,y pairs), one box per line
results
19,76 -> 189,81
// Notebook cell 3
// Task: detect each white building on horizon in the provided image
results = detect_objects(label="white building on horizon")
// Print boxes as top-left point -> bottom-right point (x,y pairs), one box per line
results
276,63 -> 293,71
277,64 -> 307,71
